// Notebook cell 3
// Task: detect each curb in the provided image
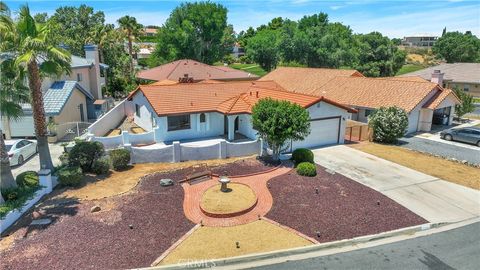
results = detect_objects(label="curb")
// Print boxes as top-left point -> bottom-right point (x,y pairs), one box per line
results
142,222 -> 442,270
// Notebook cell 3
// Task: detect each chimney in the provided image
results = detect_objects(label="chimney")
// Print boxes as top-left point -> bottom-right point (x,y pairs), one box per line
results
84,44 -> 102,99
431,70 -> 444,86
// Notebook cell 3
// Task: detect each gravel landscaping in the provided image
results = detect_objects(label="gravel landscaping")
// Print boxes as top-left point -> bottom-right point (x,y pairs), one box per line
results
1,170 -> 195,270
210,157 -> 278,176
266,165 -> 428,242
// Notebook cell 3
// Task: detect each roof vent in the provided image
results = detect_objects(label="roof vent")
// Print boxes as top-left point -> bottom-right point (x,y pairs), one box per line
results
256,91 -> 259,98
190,102 -> 193,106
249,91 -> 252,96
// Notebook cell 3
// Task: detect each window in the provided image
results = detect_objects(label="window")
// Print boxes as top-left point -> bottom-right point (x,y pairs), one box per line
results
200,113 -> 206,123
77,73 -> 83,82
168,115 -> 191,131
464,84 -> 470,92
365,109 -> 373,117
135,104 -> 140,117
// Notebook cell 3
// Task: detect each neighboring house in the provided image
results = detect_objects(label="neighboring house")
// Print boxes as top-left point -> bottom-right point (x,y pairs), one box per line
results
232,42 -> 245,58
1,45 -> 111,139
126,80 -> 356,150
398,63 -> 480,97
401,35 -> 438,47
261,67 -> 460,133
136,59 -> 259,82
137,48 -> 153,59
143,27 -> 157,37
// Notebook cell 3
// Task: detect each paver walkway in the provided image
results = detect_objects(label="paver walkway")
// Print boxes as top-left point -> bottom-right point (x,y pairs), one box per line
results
182,166 -> 292,227
313,145 -> 480,223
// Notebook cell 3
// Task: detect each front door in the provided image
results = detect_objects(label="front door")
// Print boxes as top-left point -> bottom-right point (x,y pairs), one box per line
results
79,104 -> 85,122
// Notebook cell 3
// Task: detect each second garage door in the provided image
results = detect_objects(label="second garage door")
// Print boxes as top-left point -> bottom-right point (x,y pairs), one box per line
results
291,116 -> 341,150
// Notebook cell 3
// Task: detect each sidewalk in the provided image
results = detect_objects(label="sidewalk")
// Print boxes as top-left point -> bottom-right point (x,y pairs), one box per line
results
312,145 -> 480,223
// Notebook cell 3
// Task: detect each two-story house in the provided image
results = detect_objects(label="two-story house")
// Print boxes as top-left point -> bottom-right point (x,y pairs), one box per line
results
1,45 -> 111,140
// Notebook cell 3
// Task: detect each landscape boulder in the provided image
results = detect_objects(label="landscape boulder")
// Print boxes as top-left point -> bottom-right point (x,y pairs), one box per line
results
160,179 -> 174,187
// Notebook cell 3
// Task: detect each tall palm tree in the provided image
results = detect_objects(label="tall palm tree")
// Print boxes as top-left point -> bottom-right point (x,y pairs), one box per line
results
0,2 -> 29,203
117,15 -> 142,71
12,5 -> 71,170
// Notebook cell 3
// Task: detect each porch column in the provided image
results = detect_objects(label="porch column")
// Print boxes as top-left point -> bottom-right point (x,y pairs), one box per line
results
227,115 -> 236,141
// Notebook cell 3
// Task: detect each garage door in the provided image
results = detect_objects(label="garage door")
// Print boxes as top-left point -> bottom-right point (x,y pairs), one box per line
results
9,116 -> 35,137
291,116 -> 341,150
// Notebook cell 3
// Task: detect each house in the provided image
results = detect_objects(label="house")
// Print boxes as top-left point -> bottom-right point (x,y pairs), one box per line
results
125,80 -> 356,150
401,35 -> 438,47
143,27 -> 158,37
398,63 -> 480,97
260,67 -> 460,133
232,42 -> 245,58
1,45 -> 111,139
136,59 -> 259,82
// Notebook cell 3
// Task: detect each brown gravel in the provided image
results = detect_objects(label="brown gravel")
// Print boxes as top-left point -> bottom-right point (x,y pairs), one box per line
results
210,157 -> 277,176
266,165 -> 428,242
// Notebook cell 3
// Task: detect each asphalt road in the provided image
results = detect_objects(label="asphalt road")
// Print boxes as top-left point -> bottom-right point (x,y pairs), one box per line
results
253,222 -> 480,270
399,136 -> 480,165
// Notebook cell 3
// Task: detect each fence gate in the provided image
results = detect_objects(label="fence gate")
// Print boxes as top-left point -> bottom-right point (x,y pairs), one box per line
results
55,122 -> 91,142
345,120 -> 371,142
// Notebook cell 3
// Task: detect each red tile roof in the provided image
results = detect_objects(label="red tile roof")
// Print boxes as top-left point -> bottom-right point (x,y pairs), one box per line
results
136,59 -> 259,82
128,80 -> 356,116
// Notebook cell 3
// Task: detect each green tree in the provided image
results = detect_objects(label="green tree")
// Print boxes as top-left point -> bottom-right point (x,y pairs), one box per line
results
368,107 -> 409,143
452,87 -> 475,118
12,5 -> 71,170
117,15 -> 143,71
353,32 -> 406,77
50,5 -> 105,56
252,98 -> 311,160
245,29 -> 280,71
153,2 -> 231,64
433,31 -> 480,63
33,12 -> 48,24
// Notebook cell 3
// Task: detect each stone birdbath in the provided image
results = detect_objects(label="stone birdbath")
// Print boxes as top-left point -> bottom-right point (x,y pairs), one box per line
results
219,176 -> 231,192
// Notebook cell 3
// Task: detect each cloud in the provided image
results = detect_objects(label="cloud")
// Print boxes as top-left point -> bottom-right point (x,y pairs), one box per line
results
330,5 -> 345,10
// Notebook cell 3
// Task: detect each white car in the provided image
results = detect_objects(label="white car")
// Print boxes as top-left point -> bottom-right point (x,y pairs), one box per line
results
5,139 -> 38,166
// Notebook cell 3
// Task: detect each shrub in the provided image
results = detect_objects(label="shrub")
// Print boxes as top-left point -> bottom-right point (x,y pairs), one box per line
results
15,171 -> 39,187
296,162 -> 317,177
0,185 -> 41,218
292,148 -> 314,165
68,141 -> 105,172
110,149 -> 130,170
92,157 -> 110,175
57,166 -> 83,186
368,106 -> 409,144
59,152 -> 69,165
1,188 -> 18,201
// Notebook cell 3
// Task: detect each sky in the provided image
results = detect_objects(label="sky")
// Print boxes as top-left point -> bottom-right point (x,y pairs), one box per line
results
4,0 -> 480,38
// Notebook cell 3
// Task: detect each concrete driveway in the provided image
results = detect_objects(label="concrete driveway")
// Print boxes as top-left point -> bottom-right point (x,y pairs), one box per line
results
313,145 -> 480,223
11,143 -> 64,178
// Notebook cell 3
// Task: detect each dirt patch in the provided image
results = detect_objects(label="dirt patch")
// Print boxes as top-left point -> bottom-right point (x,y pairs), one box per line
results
158,220 -> 312,265
210,157 -> 278,176
266,165 -> 427,242
200,183 -> 256,214
350,142 -> 480,190
1,176 -> 194,270
60,156 -> 255,201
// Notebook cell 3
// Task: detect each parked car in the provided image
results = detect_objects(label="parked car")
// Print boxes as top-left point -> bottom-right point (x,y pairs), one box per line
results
5,139 -> 38,166
440,127 -> 480,147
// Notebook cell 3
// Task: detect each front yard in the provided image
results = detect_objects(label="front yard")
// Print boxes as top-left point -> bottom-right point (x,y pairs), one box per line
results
1,153 -> 433,269
350,142 -> 480,190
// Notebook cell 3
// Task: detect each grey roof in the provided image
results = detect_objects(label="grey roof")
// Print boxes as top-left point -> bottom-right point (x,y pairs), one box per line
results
399,63 -> 480,84
71,55 -> 94,68
40,81 -> 93,116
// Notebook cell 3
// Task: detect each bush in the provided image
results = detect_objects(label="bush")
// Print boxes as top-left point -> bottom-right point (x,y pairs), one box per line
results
292,148 -> 314,165
368,106 -> 409,143
59,152 -> 69,165
92,157 -> 110,175
57,166 -> 83,186
2,188 -> 18,201
0,185 -> 41,218
110,149 -> 130,171
15,171 -> 39,187
68,141 -> 105,172
296,162 -> 317,177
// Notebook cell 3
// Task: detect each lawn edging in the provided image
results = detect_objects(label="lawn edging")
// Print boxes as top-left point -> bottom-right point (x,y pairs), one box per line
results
145,222 -> 441,269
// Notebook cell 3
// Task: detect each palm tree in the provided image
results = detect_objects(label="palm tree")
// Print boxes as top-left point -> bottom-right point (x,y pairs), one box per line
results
12,5 -> 71,170
0,2 -> 29,203
117,15 -> 142,71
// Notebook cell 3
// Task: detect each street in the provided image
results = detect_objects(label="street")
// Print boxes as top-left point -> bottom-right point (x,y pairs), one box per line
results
253,222 -> 480,270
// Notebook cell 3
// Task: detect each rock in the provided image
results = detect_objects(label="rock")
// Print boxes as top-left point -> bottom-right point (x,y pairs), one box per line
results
32,210 -> 44,219
461,160 -> 468,164
160,179 -> 174,187
450,158 -> 457,162
30,218 -> 52,226
90,205 -> 101,213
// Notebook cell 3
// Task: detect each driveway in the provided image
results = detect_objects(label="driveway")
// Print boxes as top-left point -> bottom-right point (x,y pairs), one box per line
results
399,136 -> 480,165
312,145 -> 480,223
11,143 -> 64,177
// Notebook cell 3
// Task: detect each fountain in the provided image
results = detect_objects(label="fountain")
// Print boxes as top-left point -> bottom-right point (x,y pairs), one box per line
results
219,176 -> 230,192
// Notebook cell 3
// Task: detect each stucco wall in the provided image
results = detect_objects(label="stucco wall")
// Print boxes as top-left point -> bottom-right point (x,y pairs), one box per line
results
91,135 -> 123,149
131,93 -> 154,131
226,140 -> 260,157
447,82 -> 480,97
88,99 -> 129,136
53,88 -> 88,124
128,130 -> 155,146
238,114 -> 258,140
131,144 -> 173,163
407,88 -> 438,134
155,112 -> 224,142
180,142 -> 221,161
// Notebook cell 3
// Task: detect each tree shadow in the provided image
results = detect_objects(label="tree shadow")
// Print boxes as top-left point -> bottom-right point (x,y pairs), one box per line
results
418,250 -> 455,270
